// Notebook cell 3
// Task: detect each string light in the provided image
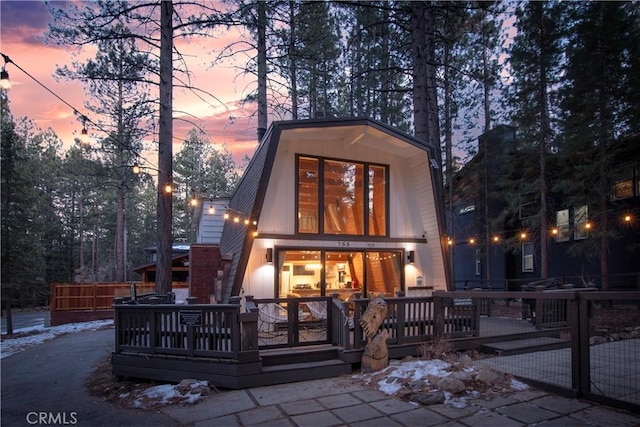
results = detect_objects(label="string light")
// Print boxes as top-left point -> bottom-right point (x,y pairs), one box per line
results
449,212 -> 635,246
1,68 -> 10,90
0,52 -> 139,155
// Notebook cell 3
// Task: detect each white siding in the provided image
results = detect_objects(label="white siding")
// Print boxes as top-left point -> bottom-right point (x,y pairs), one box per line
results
197,199 -> 229,244
243,124 -> 448,296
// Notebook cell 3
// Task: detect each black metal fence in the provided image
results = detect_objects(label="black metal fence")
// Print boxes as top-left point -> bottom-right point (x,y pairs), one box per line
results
463,290 -> 640,413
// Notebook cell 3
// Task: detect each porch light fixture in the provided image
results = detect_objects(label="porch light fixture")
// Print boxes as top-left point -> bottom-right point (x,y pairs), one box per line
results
520,232 -> 527,239
265,248 -> 273,263
492,236 -> 500,242
407,250 -> 415,264
624,214 -> 631,222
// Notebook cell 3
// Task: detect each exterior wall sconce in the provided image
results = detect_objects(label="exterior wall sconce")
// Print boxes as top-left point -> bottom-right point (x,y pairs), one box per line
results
265,248 -> 273,264
407,250 -> 415,264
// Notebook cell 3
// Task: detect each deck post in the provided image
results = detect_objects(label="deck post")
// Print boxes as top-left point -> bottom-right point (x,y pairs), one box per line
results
433,294 -> 444,339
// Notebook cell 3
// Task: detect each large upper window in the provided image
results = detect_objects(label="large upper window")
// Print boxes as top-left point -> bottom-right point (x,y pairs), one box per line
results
297,155 -> 388,236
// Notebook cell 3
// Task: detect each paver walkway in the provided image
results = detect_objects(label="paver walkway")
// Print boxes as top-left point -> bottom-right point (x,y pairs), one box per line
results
159,376 -> 639,426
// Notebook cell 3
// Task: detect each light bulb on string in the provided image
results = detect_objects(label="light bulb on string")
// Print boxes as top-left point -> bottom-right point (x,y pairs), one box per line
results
1,68 -> 10,90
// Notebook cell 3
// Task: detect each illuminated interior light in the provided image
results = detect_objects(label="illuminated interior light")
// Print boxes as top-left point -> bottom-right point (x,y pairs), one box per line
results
493,236 -> 500,242
520,232 -> 527,239
624,215 -> 631,222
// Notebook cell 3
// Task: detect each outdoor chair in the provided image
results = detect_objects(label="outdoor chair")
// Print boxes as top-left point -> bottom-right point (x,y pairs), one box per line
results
258,302 -> 311,335
306,301 -> 327,321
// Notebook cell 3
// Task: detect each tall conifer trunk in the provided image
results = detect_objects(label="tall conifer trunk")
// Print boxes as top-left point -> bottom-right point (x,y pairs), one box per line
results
156,0 -> 173,295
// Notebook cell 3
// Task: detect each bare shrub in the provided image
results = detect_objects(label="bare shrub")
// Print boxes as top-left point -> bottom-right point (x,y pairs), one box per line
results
418,337 -> 455,362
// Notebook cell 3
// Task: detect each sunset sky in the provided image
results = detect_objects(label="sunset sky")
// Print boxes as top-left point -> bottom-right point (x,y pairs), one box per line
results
0,1 -> 261,165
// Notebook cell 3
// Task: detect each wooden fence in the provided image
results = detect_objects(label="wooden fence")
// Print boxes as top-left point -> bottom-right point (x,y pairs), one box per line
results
49,282 -> 188,326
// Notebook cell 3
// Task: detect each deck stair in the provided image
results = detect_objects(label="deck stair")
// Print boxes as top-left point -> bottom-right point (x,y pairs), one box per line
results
480,336 -> 570,356
250,344 -> 351,387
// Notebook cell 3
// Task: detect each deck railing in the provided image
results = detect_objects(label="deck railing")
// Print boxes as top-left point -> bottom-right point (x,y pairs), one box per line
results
113,302 -> 259,361
112,290 -> 639,411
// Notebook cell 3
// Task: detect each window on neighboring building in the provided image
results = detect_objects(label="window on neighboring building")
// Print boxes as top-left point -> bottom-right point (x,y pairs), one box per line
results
556,209 -> 570,242
612,164 -> 635,200
297,155 -> 388,236
522,242 -> 534,272
475,249 -> 481,276
519,191 -> 537,220
574,205 -> 589,240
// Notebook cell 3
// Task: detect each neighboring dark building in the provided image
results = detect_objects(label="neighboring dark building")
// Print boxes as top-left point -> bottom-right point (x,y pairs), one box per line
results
448,127 -> 640,290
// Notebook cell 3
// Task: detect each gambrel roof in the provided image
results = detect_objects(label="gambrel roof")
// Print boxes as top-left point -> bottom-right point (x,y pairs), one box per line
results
219,117 -> 451,302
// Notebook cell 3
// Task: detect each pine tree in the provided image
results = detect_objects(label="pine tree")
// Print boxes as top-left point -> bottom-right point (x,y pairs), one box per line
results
557,1 -> 640,289
506,1 -> 568,279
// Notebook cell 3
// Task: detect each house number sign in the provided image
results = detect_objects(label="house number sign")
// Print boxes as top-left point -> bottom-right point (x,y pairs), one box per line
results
179,309 -> 203,326
336,242 -> 377,248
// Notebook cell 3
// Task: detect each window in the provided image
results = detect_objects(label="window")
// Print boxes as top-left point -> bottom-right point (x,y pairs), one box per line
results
276,249 -> 401,299
612,165 -> 635,200
556,209 -> 570,242
297,155 -> 388,236
522,242 -> 534,272
297,157 -> 319,233
474,249 -> 481,276
519,192 -> 537,220
574,205 -> 589,240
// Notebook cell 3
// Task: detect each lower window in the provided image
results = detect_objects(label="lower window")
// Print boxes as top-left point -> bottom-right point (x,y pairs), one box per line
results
276,249 -> 403,300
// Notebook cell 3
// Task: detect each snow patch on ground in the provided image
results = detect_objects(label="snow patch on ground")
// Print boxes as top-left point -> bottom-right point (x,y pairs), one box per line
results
128,380 -> 210,409
353,357 -> 529,409
0,319 -> 114,359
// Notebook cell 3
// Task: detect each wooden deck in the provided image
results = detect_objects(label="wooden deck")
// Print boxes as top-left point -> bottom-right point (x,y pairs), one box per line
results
112,292 -> 571,389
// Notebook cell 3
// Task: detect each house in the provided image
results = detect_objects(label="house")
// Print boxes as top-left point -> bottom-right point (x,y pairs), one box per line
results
200,118 -> 452,304
191,197 -> 231,244
132,244 -> 191,284
449,126 -> 640,290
